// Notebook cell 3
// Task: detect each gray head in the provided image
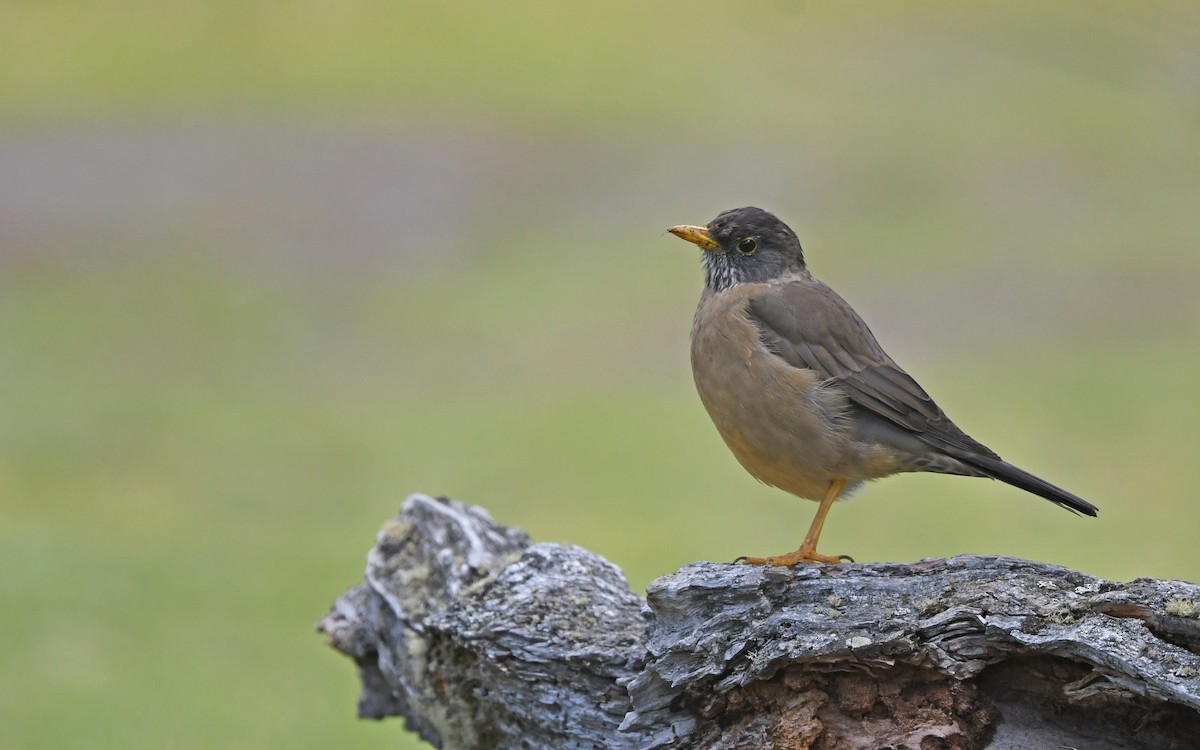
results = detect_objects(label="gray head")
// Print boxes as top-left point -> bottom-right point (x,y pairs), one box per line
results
668,207 -> 807,292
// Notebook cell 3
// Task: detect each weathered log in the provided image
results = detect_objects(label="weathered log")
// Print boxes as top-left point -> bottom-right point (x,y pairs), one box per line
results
318,494 -> 1200,749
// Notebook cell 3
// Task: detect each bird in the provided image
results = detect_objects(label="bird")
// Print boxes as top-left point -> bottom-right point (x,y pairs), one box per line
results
668,206 -> 1097,565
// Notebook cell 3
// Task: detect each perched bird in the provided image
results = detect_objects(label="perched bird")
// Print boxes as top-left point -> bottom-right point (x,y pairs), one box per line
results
669,207 -> 1097,565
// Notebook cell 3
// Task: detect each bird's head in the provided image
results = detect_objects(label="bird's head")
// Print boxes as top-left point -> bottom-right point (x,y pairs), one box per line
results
669,207 -> 807,292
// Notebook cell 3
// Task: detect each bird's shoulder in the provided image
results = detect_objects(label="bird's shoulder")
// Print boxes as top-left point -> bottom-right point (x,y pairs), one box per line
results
745,275 -> 891,372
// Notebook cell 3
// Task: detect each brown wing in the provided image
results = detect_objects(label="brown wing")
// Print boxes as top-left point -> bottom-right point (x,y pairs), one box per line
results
747,280 -> 1000,461
746,280 -> 1097,516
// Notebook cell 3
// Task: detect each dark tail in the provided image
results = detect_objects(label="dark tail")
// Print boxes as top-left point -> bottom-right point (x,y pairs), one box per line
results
965,454 -> 1098,516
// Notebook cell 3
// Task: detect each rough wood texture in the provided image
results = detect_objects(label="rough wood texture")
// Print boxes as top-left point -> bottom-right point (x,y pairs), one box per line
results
318,494 -> 1200,749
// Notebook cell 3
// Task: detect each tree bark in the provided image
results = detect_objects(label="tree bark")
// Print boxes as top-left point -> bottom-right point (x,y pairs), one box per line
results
317,494 -> 1200,749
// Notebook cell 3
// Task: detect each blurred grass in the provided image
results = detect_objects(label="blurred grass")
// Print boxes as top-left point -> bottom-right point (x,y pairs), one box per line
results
3,2 -> 1200,749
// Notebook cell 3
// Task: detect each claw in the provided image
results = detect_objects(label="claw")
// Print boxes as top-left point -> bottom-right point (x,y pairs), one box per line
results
737,549 -> 850,566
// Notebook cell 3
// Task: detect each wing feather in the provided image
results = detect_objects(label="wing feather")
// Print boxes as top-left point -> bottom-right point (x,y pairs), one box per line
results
747,281 -> 999,460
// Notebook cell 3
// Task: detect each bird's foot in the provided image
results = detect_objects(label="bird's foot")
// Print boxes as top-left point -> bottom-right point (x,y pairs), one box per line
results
735,549 -> 853,566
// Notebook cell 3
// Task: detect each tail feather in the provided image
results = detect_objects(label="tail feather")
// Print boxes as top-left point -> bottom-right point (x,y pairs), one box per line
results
964,454 -> 1098,517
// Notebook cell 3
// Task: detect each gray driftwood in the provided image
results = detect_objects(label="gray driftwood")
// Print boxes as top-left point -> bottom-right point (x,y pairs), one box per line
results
318,494 -> 1200,749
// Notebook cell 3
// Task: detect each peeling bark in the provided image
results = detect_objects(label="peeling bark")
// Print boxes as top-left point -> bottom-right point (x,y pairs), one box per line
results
318,495 -> 1200,749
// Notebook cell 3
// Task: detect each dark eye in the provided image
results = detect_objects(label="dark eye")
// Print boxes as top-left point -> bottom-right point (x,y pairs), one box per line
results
737,237 -> 758,255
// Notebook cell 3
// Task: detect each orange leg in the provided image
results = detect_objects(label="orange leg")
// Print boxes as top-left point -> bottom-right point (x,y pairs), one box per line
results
738,479 -> 853,565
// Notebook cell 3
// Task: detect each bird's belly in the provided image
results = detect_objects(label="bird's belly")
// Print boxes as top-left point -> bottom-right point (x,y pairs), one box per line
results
695,358 -> 846,499
691,301 -> 859,501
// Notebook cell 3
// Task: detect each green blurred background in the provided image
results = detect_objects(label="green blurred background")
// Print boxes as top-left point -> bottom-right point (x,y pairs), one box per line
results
2,1 -> 1198,748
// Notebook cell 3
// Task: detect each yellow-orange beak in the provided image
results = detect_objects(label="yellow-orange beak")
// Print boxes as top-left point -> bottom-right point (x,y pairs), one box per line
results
668,225 -> 719,251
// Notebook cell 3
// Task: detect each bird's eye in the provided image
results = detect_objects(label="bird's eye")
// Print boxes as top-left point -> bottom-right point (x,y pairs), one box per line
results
737,237 -> 758,255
